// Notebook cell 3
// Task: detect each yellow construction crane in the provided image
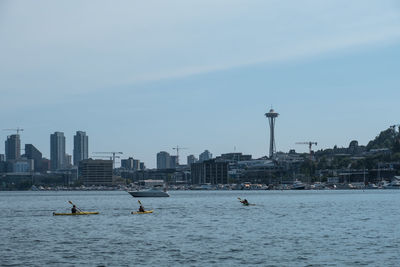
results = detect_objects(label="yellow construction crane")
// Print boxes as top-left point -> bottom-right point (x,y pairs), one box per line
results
3,127 -> 24,135
172,145 -> 188,165
93,152 -> 123,168
296,142 -> 317,160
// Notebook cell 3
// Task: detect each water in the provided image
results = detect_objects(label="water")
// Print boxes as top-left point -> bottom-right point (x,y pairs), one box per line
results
1,190 -> 399,266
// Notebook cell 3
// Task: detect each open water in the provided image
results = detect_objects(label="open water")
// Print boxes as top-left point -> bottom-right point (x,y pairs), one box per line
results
0,190 -> 399,266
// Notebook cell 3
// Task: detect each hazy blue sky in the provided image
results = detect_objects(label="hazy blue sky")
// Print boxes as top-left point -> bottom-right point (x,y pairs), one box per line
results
1,0 -> 400,167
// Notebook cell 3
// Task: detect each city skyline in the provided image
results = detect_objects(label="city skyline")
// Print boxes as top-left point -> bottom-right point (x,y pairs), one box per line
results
1,1 -> 400,168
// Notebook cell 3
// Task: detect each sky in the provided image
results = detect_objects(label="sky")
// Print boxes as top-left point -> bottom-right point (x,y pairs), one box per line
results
1,0 -> 400,168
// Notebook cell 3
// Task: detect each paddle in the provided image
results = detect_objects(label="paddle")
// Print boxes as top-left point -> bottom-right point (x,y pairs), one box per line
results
68,200 -> 83,213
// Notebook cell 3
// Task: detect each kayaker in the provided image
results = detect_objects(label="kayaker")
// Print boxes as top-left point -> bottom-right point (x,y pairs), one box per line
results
71,205 -> 77,214
138,205 -> 145,212
241,199 -> 249,205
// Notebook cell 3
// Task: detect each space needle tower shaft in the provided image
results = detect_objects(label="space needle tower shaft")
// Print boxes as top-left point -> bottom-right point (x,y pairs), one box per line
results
265,108 -> 279,159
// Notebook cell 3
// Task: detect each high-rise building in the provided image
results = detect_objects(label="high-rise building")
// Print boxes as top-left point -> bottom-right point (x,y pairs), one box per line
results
25,144 -> 43,172
121,157 -> 140,170
133,159 -> 140,170
73,131 -> 88,166
170,156 -> 177,169
139,162 -> 145,170
157,151 -> 171,169
199,150 -> 212,162
121,157 -> 134,169
50,132 -> 66,171
0,154 -> 5,162
187,155 -> 198,166
5,134 -> 21,161
66,154 -> 72,167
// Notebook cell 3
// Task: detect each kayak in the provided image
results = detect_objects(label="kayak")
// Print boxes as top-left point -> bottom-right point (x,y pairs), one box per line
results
242,203 -> 256,206
131,210 -> 154,215
53,212 -> 99,216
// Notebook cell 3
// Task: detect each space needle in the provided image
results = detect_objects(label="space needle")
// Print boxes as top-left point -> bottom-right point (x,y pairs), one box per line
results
265,108 -> 279,159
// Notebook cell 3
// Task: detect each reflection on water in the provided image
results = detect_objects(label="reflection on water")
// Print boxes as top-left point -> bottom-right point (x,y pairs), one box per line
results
1,190 -> 399,266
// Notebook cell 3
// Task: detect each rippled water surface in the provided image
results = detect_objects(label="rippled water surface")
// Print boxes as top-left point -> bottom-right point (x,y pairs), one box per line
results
1,190 -> 400,266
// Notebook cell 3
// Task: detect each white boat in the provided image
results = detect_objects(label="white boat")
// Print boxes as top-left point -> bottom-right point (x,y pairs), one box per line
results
128,187 -> 170,197
383,180 -> 400,189
366,183 -> 379,189
291,180 -> 306,190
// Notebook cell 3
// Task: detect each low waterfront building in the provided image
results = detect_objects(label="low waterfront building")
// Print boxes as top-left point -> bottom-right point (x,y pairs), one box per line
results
216,153 -> 252,162
120,168 -> 175,183
79,159 -> 113,186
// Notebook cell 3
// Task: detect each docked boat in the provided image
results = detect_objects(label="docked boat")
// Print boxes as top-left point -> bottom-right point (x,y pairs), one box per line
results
291,180 -> 306,190
128,187 -> 169,197
383,180 -> 400,189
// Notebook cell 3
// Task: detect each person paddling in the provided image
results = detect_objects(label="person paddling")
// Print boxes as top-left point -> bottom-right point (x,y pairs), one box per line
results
138,200 -> 146,212
71,205 -> 77,214
241,199 -> 249,205
138,204 -> 145,212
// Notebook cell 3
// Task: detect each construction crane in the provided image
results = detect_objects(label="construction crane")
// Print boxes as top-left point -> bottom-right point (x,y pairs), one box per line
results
172,145 -> 188,165
93,152 -> 123,169
3,127 -> 24,135
296,142 -> 317,160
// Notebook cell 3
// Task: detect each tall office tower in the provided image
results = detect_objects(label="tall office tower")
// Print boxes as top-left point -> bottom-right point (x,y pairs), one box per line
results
265,108 -> 279,158
25,144 -> 43,172
132,159 -> 140,170
169,156 -> 177,168
199,150 -> 212,162
157,151 -> 170,169
50,132 -> 66,171
5,134 -> 21,161
139,162 -> 145,170
121,157 -> 140,170
187,155 -> 197,166
73,131 -> 88,166
66,154 -> 72,167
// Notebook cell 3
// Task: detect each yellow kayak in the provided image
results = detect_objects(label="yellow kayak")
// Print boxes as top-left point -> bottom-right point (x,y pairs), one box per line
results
53,211 -> 99,216
131,210 -> 154,215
